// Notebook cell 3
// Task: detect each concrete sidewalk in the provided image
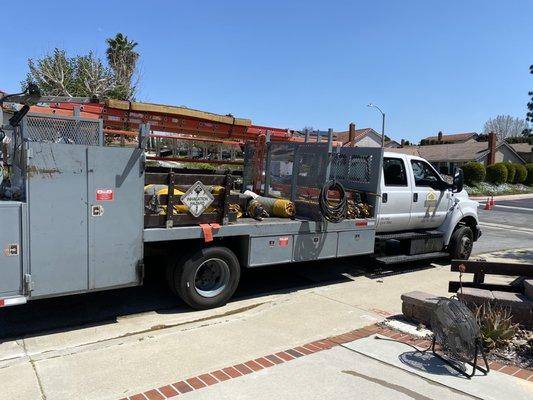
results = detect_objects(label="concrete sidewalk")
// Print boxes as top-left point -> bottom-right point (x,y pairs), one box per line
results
175,335 -> 532,400
0,251 -> 529,400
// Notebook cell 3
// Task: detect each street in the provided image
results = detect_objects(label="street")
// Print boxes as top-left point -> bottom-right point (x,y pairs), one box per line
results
0,197 -> 532,399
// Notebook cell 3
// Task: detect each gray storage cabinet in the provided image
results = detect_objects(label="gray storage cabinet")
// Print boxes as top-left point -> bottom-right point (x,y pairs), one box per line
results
0,202 -> 25,297
25,141 -> 144,298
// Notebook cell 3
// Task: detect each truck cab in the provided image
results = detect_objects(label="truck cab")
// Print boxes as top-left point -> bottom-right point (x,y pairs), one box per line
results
375,151 -> 481,262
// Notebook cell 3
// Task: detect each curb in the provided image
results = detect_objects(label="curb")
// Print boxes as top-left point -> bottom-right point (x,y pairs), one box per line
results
470,193 -> 533,201
120,324 -> 533,399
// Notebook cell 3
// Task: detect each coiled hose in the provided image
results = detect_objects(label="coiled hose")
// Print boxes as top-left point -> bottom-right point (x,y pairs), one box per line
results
319,180 -> 347,222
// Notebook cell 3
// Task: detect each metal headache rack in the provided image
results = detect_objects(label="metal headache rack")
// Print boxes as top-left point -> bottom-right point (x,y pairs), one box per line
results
246,135 -> 383,221
22,113 -> 103,146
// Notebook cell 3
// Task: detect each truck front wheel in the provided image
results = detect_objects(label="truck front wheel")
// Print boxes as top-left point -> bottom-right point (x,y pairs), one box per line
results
171,246 -> 241,310
448,226 -> 473,260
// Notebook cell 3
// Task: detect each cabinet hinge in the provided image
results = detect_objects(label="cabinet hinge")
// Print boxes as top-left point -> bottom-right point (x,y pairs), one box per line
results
24,274 -> 34,294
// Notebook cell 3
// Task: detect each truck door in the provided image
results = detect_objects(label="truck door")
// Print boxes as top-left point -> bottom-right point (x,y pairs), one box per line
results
408,159 -> 451,230
377,156 -> 412,232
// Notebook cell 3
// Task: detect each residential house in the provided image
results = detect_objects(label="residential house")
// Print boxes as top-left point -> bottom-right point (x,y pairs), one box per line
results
389,133 -> 525,174
422,131 -> 478,144
509,142 -> 533,163
295,123 -> 404,148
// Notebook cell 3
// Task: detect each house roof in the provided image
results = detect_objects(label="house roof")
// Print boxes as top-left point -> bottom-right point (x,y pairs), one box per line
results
423,132 -> 477,143
387,141 -> 526,163
335,128 -> 381,144
509,143 -> 533,154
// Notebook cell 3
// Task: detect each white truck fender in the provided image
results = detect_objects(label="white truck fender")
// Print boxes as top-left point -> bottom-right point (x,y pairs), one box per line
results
439,197 -> 480,246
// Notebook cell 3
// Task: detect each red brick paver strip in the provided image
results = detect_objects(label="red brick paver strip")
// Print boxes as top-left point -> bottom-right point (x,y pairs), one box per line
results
186,377 -> 206,390
275,351 -> 294,361
285,348 -> 304,358
255,357 -> 275,368
265,354 -> 284,365
118,323 -> 533,400
129,394 -> 147,400
234,363 -> 253,375
198,373 -> 218,386
513,369 -> 533,380
173,381 -> 194,394
222,366 -> 242,378
244,360 -> 264,371
143,389 -> 165,400
211,370 -> 231,382
158,385 -> 178,398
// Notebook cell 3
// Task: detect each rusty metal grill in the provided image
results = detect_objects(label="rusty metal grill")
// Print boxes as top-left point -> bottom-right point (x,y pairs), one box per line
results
23,114 -> 102,145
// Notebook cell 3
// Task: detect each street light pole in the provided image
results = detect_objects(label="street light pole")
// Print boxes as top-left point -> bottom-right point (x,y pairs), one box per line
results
367,103 -> 386,147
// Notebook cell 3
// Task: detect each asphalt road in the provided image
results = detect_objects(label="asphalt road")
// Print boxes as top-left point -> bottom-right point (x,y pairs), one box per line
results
475,197 -> 533,254
1,198 -> 531,340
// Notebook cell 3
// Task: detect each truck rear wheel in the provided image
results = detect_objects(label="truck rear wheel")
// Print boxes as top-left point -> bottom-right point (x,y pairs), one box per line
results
448,226 -> 473,260
171,246 -> 240,310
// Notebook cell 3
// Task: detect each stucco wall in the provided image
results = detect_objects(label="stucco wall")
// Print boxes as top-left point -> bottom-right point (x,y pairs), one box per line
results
357,135 -> 381,147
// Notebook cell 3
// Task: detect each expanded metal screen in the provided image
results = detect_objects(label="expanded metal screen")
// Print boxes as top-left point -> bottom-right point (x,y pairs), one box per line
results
242,141 -> 257,190
330,153 -> 373,183
266,142 -> 297,198
22,114 -> 102,146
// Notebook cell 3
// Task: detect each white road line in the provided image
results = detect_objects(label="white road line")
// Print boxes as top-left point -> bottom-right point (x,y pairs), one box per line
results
479,203 -> 533,212
479,221 -> 533,234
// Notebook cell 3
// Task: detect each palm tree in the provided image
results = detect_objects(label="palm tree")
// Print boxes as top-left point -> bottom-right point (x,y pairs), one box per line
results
106,33 -> 139,99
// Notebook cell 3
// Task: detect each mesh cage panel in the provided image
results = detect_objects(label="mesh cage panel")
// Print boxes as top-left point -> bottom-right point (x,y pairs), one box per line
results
267,143 -> 296,198
331,154 -> 372,183
242,141 -> 256,190
24,115 -> 101,145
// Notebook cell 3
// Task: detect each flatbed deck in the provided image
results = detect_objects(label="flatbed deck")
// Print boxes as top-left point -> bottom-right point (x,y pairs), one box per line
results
143,217 -> 376,242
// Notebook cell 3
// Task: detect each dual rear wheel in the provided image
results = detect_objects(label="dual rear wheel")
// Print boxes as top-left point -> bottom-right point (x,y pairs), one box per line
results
167,246 -> 241,310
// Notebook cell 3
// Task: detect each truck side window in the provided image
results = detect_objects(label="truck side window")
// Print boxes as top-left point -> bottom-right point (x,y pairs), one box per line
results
383,158 -> 407,186
411,160 -> 440,187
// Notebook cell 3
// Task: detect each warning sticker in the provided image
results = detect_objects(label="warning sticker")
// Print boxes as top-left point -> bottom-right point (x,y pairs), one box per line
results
180,181 -> 214,217
279,237 -> 289,247
96,189 -> 114,201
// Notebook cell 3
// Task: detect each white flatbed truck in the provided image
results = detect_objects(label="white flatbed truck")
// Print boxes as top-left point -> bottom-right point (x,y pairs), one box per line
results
0,99 -> 481,310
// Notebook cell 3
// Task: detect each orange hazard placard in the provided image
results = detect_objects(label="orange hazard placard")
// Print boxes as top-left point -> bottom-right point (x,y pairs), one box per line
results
96,189 -> 114,201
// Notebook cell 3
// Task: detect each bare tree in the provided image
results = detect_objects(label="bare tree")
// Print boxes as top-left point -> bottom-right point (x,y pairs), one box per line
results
74,52 -> 116,98
23,33 -> 140,100
483,115 -> 529,140
26,49 -> 75,97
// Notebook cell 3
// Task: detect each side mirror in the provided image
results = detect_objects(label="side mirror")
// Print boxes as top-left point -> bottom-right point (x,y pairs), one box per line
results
452,168 -> 464,193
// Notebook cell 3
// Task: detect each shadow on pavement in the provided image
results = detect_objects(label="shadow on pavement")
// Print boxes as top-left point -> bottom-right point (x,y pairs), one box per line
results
0,256 -> 439,341
399,351 -> 467,379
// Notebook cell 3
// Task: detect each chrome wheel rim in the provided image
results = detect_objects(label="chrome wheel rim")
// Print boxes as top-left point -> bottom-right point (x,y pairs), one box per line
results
459,236 -> 472,259
194,258 -> 230,298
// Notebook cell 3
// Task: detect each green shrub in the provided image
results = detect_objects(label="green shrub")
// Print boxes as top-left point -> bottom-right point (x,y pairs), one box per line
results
502,163 -> 516,183
526,163 -> 533,185
513,163 -> 527,183
485,163 -> 508,184
476,303 -> 519,351
461,162 -> 486,185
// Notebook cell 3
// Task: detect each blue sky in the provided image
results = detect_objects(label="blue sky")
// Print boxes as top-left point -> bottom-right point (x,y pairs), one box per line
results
0,1 -> 531,142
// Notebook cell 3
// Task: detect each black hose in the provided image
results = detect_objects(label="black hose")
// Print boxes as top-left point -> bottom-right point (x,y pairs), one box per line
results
319,180 -> 347,222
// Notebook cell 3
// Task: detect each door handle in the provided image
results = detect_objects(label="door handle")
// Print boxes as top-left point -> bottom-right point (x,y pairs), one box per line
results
413,193 -> 418,202
382,193 -> 388,203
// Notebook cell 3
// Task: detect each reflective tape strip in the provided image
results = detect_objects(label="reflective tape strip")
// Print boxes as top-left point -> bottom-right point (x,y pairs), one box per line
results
0,296 -> 27,307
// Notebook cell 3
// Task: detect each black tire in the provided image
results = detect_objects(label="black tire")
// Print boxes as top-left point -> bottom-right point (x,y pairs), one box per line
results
448,226 -> 474,260
171,246 -> 240,310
